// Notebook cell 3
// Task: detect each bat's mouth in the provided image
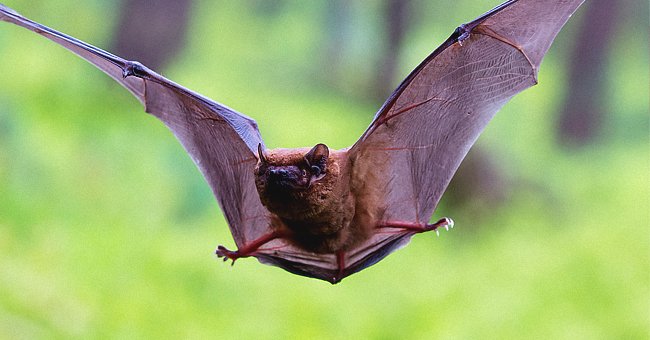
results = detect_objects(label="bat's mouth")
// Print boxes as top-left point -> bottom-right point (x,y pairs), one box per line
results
270,179 -> 305,190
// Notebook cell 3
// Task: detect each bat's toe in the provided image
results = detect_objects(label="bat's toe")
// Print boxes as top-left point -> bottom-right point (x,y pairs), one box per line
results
215,245 -> 241,265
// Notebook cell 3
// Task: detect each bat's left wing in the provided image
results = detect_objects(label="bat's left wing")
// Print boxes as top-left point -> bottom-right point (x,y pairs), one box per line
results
344,0 -> 584,277
0,4 -> 272,249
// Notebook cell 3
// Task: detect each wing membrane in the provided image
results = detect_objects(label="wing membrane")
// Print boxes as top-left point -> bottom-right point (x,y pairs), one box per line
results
350,0 -> 583,225
0,4 -> 270,247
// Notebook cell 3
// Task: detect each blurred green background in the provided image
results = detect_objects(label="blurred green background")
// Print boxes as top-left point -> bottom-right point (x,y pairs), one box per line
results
0,0 -> 647,338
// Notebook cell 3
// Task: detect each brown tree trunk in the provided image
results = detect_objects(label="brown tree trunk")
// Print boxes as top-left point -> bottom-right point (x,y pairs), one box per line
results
110,0 -> 193,72
444,146 -> 509,218
375,0 -> 411,100
556,0 -> 620,147
323,0 -> 351,88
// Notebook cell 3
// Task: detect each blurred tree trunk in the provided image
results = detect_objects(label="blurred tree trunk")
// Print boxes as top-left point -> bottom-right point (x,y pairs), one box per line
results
248,0 -> 285,16
375,0 -> 411,100
323,0 -> 350,87
556,0 -> 620,147
444,146 -> 509,218
110,0 -> 193,71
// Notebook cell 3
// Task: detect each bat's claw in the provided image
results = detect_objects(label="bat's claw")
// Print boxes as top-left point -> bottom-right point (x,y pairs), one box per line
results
425,217 -> 454,232
216,245 -> 242,265
455,24 -> 471,46
122,61 -> 148,79
377,217 -> 455,234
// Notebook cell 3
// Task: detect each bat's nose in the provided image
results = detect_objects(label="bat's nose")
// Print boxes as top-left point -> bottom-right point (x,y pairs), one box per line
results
269,168 -> 289,177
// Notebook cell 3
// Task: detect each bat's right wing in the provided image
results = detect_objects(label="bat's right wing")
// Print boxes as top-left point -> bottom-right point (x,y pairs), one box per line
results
0,4 -> 271,247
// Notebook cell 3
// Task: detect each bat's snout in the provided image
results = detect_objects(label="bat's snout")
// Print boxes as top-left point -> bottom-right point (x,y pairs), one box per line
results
269,168 -> 290,178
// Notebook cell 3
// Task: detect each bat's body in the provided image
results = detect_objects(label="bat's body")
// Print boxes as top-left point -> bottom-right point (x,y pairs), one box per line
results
254,146 -> 362,254
249,145 -> 442,258
218,143 -> 449,280
0,0 -> 584,283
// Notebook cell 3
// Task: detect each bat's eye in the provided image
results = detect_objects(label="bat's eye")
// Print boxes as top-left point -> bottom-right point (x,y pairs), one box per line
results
310,165 -> 322,177
301,169 -> 307,177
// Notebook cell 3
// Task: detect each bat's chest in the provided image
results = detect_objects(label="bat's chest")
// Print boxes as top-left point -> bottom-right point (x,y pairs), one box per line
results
282,217 -> 350,253
259,188 -> 319,217
264,189 -> 357,253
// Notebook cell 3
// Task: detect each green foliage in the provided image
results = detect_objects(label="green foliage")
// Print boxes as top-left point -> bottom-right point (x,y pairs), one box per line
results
0,0 -> 647,338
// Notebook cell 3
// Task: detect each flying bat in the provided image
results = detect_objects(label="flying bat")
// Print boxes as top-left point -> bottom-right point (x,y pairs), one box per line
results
0,0 -> 583,283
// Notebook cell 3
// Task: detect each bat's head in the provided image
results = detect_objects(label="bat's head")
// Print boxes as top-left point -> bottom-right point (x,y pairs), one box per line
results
254,143 -> 338,218
256,143 -> 328,191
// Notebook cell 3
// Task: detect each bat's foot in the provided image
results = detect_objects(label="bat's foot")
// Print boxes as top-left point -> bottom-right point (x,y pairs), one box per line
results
215,230 -> 286,265
378,217 -> 454,236
215,245 -> 245,265
425,217 -> 454,236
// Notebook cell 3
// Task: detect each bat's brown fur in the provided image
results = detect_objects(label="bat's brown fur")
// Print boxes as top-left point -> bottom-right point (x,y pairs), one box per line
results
255,147 -> 377,253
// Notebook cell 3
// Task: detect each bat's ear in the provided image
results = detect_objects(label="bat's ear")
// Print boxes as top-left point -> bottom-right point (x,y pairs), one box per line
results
304,143 -> 329,170
257,143 -> 268,164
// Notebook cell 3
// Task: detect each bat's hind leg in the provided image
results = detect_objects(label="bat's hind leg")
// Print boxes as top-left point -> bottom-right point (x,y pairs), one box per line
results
216,230 -> 285,264
378,217 -> 454,236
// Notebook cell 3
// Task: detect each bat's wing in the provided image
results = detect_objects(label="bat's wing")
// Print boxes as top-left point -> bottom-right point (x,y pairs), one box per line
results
0,4 -> 393,284
343,0 -> 584,275
0,5 -> 271,248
